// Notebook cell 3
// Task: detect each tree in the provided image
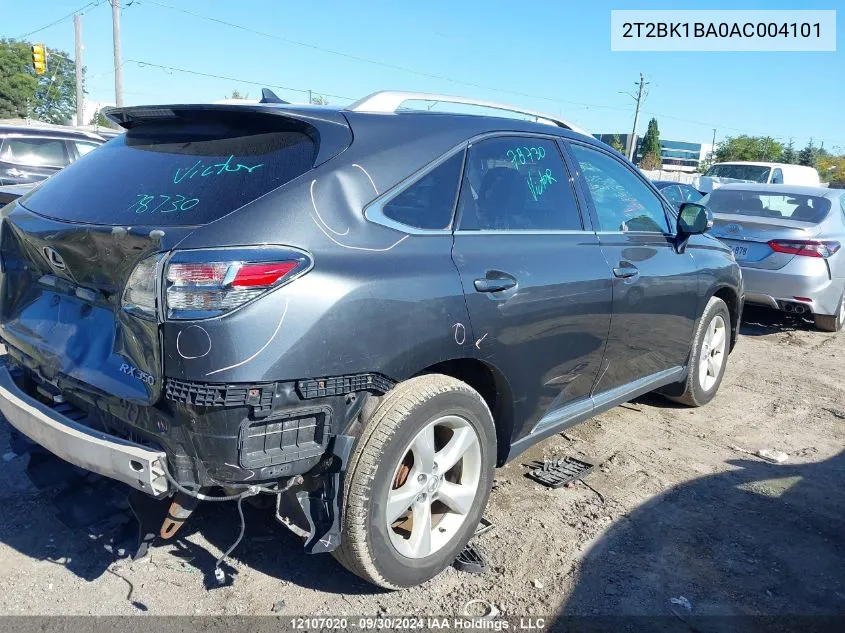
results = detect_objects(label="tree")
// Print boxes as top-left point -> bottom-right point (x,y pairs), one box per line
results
609,134 -> 625,153
310,94 -> 329,105
817,153 -> 845,184
714,135 -> 784,163
780,139 -> 796,164
640,118 -> 662,168
0,38 -> 79,124
639,152 -> 662,170
89,109 -> 117,129
798,139 -> 817,167
227,89 -> 248,99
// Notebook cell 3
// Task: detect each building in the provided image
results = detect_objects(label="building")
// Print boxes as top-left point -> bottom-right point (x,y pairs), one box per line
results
595,133 -> 712,173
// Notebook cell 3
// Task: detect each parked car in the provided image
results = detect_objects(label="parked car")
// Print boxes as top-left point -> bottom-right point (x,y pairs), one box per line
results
0,124 -> 106,186
694,162 -> 821,194
0,91 -> 742,589
653,180 -> 704,210
0,182 -> 35,206
706,184 -> 845,331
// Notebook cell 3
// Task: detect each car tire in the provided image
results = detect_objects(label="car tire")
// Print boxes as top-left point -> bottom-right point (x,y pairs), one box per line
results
814,289 -> 845,333
332,374 -> 496,589
667,296 -> 731,407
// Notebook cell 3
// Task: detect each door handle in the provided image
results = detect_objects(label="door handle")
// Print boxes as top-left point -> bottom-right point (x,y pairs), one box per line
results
474,276 -> 517,293
612,263 -> 639,279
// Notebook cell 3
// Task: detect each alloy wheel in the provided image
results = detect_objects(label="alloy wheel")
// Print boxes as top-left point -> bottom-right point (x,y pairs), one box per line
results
699,314 -> 727,391
385,415 -> 482,559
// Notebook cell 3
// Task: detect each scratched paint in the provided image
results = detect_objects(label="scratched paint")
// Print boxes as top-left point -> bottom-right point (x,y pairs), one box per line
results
309,178 -> 409,252
176,325 -> 212,360
205,300 -> 289,377
475,332 -> 489,349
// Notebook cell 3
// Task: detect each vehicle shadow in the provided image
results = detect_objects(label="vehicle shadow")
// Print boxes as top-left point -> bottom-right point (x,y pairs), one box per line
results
739,305 -> 813,336
0,423 -> 376,596
551,450 -> 845,628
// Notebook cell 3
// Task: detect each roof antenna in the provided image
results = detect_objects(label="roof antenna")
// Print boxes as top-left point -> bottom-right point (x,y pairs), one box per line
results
259,88 -> 288,104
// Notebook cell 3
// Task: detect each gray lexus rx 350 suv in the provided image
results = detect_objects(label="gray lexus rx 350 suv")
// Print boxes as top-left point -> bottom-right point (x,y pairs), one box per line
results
0,91 -> 742,588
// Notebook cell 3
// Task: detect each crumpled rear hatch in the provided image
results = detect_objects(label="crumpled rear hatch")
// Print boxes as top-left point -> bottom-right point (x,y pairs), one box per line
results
0,104 -> 351,405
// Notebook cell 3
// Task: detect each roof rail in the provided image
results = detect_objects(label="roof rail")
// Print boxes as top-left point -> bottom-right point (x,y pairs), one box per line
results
345,91 -> 589,135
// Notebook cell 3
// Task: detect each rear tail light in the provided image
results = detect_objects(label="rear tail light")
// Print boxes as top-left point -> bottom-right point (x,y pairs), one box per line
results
768,240 -> 841,258
164,248 -> 310,319
121,248 -> 310,320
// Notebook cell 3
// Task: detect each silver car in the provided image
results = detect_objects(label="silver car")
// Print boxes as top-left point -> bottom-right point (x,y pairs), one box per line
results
704,184 -> 845,332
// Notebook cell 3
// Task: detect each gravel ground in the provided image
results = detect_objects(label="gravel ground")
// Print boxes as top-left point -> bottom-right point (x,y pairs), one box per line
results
0,306 -> 843,621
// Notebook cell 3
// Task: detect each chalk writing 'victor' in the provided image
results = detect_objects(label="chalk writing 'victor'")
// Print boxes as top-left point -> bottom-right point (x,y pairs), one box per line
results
173,155 -> 264,184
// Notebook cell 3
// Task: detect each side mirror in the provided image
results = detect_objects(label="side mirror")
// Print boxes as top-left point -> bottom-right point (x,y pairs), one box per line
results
677,202 -> 713,236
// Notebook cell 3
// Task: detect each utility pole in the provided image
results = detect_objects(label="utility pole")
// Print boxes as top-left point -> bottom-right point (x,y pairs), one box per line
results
74,14 -> 84,126
308,89 -> 312,105
622,73 -> 648,162
111,0 -> 124,107
707,128 -> 716,168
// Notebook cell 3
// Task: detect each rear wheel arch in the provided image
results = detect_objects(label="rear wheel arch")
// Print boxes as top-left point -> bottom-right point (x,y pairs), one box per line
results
414,358 -> 514,466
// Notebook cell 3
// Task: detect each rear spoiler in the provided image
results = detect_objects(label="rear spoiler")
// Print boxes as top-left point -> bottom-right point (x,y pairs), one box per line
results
102,101 -> 352,167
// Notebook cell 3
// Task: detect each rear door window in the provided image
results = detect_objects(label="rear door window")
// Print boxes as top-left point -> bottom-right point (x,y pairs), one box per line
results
457,136 -> 583,231
20,113 -> 317,226
1,137 -> 70,168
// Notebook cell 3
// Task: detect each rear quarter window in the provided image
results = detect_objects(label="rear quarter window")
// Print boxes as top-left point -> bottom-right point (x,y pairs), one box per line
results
20,114 -> 317,226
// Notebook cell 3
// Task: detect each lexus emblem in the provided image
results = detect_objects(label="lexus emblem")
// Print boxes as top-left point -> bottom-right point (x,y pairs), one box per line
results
725,223 -> 742,234
42,247 -> 66,271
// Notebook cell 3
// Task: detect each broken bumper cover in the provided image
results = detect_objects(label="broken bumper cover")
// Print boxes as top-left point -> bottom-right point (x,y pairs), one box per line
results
0,365 -> 169,496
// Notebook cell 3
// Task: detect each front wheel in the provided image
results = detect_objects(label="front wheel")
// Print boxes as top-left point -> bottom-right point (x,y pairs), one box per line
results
333,374 -> 496,589
667,296 -> 731,407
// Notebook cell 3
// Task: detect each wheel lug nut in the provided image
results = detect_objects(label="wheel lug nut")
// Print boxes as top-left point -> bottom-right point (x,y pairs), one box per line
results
417,474 -> 426,483
417,492 -> 427,502
432,462 -> 438,472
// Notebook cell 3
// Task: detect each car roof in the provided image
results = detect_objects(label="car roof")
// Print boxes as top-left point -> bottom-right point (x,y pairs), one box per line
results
708,183 -> 841,198
0,124 -> 105,142
652,180 -> 692,187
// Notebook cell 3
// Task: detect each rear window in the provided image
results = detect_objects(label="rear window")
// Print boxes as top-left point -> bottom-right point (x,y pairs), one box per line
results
20,113 -> 316,226
703,189 -> 831,224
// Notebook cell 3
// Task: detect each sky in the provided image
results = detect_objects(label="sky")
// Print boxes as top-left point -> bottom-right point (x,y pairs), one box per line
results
2,0 -> 842,149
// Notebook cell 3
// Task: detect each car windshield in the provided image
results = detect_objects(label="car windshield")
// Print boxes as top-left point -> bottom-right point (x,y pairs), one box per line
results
703,165 -> 771,182
702,189 -> 831,224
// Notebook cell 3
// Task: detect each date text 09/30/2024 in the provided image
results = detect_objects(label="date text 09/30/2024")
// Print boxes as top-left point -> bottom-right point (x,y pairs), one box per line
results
288,616 -> 547,630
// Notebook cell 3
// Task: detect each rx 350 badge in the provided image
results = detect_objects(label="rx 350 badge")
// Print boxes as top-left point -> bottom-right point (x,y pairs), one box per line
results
120,362 -> 155,386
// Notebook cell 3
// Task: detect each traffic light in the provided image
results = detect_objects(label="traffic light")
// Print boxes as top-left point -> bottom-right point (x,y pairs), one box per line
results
31,44 -> 46,75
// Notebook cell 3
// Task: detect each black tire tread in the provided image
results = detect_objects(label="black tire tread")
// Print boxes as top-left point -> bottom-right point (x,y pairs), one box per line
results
667,296 -> 729,407
332,374 -> 491,589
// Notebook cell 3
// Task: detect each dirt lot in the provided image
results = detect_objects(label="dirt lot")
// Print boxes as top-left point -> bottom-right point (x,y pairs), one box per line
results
0,306 -> 843,621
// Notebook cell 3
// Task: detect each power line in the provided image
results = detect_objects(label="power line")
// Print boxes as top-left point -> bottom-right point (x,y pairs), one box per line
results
126,59 -> 355,102
141,0 -> 620,112
15,1 -> 103,39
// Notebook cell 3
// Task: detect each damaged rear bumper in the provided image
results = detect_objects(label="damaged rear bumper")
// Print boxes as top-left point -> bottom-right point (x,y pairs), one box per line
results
0,365 -> 169,495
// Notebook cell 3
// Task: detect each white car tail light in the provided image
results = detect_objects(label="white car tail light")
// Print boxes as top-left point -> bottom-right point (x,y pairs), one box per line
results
121,254 -> 163,318
163,248 -> 310,319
